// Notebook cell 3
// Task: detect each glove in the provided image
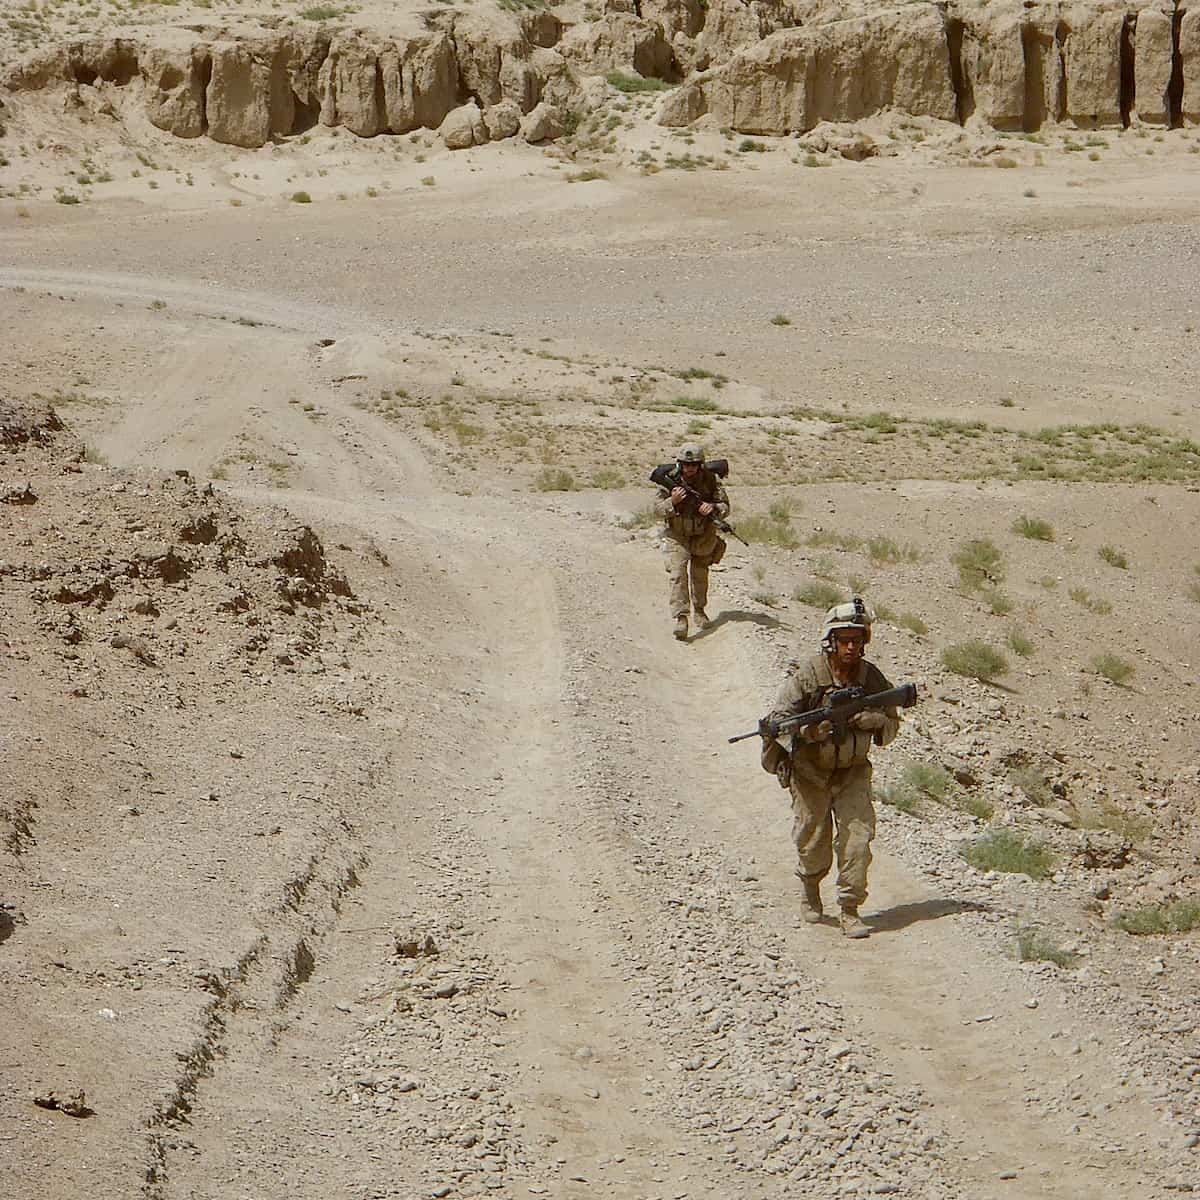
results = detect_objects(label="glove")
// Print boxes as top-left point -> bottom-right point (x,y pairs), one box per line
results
759,718 -> 780,740
850,709 -> 888,733
804,720 -> 834,743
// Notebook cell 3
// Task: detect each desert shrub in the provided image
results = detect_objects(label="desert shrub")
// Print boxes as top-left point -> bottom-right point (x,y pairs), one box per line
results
1113,901 -> 1200,936
1068,587 -> 1112,615
606,70 -> 672,93
1012,515 -> 1055,541
877,782 -> 919,814
291,191 -> 312,203
300,4 -> 343,18
867,536 -> 920,565
1091,653 -> 1135,685
983,588 -> 1013,615
751,591 -> 782,608
941,641 -> 1008,680
1007,629 -> 1035,657
902,762 -> 954,801
669,395 -> 719,413
952,538 -> 1005,591
1098,544 -> 1129,569
591,468 -> 624,489
792,581 -> 843,608
897,612 -> 929,635
567,168 -> 607,183
770,314 -> 792,326
739,512 -> 800,548
807,531 -> 862,552
534,468 -> 577,492
960,829 -> 1055,880
768,499 -> 795,521
1016,925 -> 1079,967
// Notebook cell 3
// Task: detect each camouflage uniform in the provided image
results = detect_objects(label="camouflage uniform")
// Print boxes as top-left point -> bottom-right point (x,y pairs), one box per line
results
766,654 -> 901,911
654,466 -> 730,620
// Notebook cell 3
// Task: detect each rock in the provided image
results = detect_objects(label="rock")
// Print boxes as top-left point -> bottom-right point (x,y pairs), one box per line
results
329,35 -> 385,137
433,980 -> 458,998
521,100 -> 563,143
660,7 -> 956,135
1081,831 -> 1131,870
440,100 -> 488,149
33,1088 -> 91,1117
394,931 -> 438,958
1063,9 -> 1124,128
1183,11 -> 1200,125
378,32 -> 460,133
207,41 -> 275,148
642,0 -> 705,41
1133,7 -> 1173,126
1,482 -> 36,504
141,43 -> 210,139
559,14 -> 676,81
483,99 -> 521,140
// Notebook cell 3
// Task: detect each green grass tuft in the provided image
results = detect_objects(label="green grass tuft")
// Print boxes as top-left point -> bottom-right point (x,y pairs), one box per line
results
1012,515 -> 1055,541
952,538 -> 1005,591
1016,925 -> 1079,967
792,580 -> 843,608
1098,544 -> 1128,569
1114,900 -> 1200,936
534,468 -> 577,492
770,313 -> 792,326
961,829 -> 1055,880
606,70 -> 672,93
941,641 -> 1008,680
1007,629 -> 1035,657
1091,653 -> 1135,685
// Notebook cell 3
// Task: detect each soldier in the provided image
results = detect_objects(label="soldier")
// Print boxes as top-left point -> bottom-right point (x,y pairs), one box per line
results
654,444 -> 730,641
762,599 -> 902,938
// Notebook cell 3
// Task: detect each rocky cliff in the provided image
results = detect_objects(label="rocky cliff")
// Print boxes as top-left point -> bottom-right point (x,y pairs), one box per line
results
661,1 -> 1200,134
4,1 -> 1199,145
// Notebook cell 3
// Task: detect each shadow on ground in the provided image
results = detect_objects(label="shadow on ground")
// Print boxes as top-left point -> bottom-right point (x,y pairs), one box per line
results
865,898 -> 990,935
691,609 -> 790,641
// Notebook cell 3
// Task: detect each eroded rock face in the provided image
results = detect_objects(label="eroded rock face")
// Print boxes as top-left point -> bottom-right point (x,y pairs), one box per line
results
663,6 -> 956,135
142,43 -> 209,138
6,2 -> 1200,147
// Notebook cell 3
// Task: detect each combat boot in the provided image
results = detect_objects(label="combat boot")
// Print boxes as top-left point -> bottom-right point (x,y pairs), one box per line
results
840,908 -> 869,939
673,615 -> 688,641
693,608 -> 711,631
798,879 -> 823,925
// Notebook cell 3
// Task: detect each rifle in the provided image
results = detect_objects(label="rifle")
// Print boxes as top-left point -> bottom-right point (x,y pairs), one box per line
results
728,682 -> 918,745
649,461 -> 749,547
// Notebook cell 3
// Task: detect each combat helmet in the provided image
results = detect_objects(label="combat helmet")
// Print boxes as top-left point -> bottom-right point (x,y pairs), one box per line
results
675,444 -> 705,464
820,596 -> 875,651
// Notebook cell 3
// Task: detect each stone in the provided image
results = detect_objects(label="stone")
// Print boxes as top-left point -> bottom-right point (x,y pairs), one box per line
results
521,100 -> 564,143
141,44 -> 210,139
661,7 -> 956,135
440,100 -> 488,149
1063,9 -> 1124,128
1183,10 -> 1200,125
206,42 -> 273,148
1134,7 -> 1174,126
379,32 -> 460,133
483,99 -> 522,140
330,36 -> 385,137
558,14 -> 675,81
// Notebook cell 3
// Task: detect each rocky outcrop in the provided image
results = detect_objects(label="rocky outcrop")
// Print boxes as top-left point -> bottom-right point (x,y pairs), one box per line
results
1183,10 -> 1200,124
521,99 -> 563,142
558,13 -> 677,81
483,98 -> 521,139
141,43 -> 209,138
7,3 -> 1200,147
661,6 -> 956,134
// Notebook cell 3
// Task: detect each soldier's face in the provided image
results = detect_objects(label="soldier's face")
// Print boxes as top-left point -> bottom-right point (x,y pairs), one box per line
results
832,631 -> 866,670
680,461 -> 701,480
